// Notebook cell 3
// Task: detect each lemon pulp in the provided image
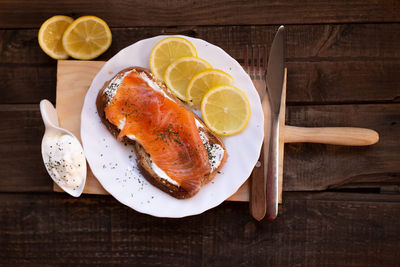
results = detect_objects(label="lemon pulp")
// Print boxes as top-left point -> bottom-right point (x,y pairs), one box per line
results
149,37 -> 197,82
186,69 -> 233,107
164,56 -> 211,101
62,16 -> 112,60
201,85 -> 251,136
38,15 -> 74,59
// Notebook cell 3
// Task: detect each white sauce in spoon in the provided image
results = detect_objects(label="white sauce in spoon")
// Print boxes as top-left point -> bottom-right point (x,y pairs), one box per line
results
42,134 -> 86,190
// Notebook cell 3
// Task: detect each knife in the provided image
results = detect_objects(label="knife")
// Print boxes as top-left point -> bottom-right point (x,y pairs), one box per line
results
265,25 -> 285,220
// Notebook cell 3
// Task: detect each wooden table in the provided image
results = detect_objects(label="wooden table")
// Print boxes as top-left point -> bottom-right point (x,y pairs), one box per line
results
1,1 -> 400,265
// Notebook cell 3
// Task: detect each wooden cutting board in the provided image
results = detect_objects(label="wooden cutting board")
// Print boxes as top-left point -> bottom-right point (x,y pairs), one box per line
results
54,60 -> 285,203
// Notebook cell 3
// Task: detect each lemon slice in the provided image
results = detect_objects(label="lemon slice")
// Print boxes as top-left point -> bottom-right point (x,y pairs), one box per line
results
201,85 -> 251,135
186,69 -> 233,107
62,16 -> 112,60
164,57 -> 211,100
38,15 -> 74,59
149,37 -> 197,81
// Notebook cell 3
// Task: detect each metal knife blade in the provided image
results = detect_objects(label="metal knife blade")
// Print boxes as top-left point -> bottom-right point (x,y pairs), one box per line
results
267,26 -> 285,116
265,25 -> 285,220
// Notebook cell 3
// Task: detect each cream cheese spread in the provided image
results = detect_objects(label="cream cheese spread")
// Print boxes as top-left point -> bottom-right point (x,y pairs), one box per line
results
103,71 -> 130,105
198,130 -> 225,171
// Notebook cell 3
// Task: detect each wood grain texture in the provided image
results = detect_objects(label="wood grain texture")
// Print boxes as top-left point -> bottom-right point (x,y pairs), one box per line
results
284,126 -> 379,146
0,192 -> 399,266
284,104 -> 400,191
7,61 -> 397,105
55,60 -> 108,195
286,61 -> 400,104
1,103 -> 398,193
4,24 -> 400,64
0,105 -> 52,192
1,24 -> 400,104
1,0 -> 400,28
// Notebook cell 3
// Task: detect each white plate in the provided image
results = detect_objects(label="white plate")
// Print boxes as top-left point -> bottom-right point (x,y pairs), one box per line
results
81,35 -> 264,218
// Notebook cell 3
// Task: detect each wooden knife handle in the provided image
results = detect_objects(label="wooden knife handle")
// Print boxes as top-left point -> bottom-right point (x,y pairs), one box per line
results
250,144 -> 267,221
284,126 -> 379,146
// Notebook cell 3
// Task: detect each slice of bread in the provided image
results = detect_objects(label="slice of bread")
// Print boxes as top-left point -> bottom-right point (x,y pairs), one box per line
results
97,67 -> 228,199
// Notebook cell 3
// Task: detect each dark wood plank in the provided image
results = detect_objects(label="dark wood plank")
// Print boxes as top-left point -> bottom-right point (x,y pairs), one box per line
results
3,60 -> 398,105
1,24 -> 400,104
4,24 -> 400,65
0,192 -> 399,265
0,64 -> 56,104
1,0 -> 400,28
284,103 -> 400,191
286,60 -> 400,104
0,105 -> 52,192
1,103 -> 398,193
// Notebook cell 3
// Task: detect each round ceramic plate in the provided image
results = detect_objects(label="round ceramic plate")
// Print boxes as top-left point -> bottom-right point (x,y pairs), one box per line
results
81,35 -> 264,218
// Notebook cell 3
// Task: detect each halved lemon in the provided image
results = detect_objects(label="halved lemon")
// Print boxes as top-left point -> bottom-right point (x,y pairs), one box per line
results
201,85 -> 251,136
62,16 -> 112,60
149,37 -> 197,81
164,57 -> 211,100
38,15 -> 74,59
186,69 -> 233,107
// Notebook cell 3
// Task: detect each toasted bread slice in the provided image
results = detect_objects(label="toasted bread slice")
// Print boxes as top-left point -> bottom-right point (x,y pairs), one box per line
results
97,67 -> 228,199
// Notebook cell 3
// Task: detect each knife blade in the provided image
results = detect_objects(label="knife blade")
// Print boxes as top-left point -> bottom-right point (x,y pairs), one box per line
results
265,25 -> 285,220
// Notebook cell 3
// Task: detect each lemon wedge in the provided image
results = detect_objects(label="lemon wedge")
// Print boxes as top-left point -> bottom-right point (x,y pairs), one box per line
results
201,85 -> 251,135
38,15 -> 74,59
150,37 -> 197,81
186,69 -> 233,107
164,57 -> 211,100
62,16 -> 112,60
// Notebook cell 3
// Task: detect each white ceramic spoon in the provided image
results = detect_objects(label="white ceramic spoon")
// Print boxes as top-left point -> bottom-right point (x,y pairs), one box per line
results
40,99 -> 86,197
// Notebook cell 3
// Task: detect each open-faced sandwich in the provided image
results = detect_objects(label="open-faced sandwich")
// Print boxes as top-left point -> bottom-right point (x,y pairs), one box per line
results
97,67 -> 228,199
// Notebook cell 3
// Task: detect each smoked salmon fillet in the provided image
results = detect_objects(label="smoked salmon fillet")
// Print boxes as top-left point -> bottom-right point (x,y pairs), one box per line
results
97,67 -> 228,198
